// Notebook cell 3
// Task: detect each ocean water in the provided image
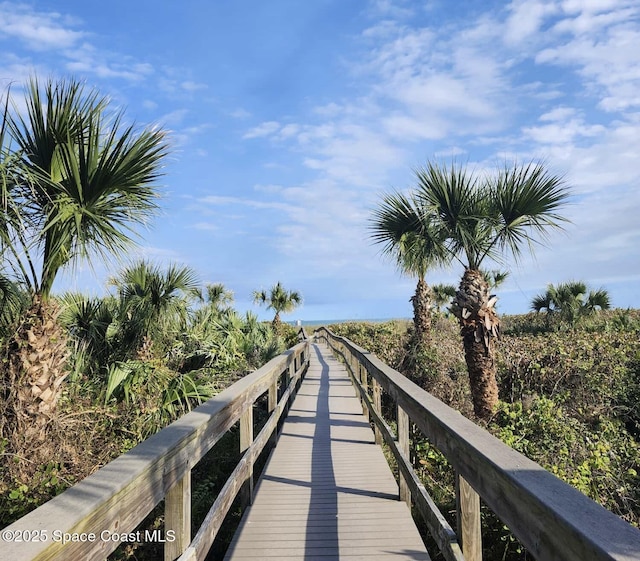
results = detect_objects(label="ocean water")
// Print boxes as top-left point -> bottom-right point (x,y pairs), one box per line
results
291,318 -> 410,326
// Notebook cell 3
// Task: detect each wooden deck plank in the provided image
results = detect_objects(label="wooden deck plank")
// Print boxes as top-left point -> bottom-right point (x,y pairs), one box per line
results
224,343 -> 431,561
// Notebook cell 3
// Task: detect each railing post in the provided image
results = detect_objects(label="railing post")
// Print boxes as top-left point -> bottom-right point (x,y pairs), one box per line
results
164,471 -> 191,561
372,378 -> 382,445
456,473 -> 482,561
397,405 -> 410,506
240,408 -> 254,506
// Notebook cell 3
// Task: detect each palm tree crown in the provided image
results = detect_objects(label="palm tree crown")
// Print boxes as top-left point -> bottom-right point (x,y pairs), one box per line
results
370,190 -> 447,279
415,161 -> 570,270
5,77 -> 169,299
532,281 -> 610,325
253,282 -> 302,329
112,261 -> 200,332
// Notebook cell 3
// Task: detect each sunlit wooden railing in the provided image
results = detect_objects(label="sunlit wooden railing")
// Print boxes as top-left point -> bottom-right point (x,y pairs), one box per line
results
0,331 -> 310,561
315,326 -> 640,561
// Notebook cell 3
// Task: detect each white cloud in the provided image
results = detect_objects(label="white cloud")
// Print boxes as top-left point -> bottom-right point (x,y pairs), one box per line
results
242,121 -> 281,139
142,99 -> 159,110
278,124 -> 300,139
539,106 -> 577,121
192,222 -> 218,232
0,3 -> 85,51
66,59 -> 153,81
253,184 -> 284,194
434,146 -> 468,158
504,0 -> 560,45
523,116 -> 606,144
536,6 -> 640,113
198,194 -> 298,214
229,108 -> 251,119
160,108 -> 189,127
181,80 -> 207,92
0,4 -> 157,85
367,0 -> 415,20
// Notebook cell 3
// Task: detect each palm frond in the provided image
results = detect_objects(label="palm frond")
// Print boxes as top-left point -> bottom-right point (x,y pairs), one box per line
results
5,77 -> 169,299
490,161 -> 571,264
369,189 -> 447,278
414,161 -> 490,268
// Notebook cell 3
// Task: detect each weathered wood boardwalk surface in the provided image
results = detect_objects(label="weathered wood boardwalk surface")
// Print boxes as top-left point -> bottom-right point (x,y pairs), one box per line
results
224,343 -> 431,561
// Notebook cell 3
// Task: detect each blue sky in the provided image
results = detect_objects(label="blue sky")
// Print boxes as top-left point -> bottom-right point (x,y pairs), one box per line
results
1,0 -> 639,321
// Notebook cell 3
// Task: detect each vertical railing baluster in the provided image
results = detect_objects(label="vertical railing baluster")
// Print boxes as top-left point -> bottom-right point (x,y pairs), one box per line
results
372,378 -> 382,445
288,360 -> 295,403
240,408 -> 254,506
164,471 -> 191,561
361,363 -> 369,421
282,363 -> 291,417
268,376 -> 278,447
456,473 -> 482,561
397,405 -> 410,506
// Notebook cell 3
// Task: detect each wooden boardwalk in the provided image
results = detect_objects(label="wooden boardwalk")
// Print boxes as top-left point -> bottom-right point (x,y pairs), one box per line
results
224,343 -> 431,561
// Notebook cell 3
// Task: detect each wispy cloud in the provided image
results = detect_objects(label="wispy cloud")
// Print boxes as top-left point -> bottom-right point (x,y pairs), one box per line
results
198,194 -> 298,214
243,121 -> 281,139
65,44 -> 154,81
0,2 -> 86,50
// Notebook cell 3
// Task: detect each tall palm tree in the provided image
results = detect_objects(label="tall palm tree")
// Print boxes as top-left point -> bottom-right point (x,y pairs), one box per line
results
370,190 -> 447,345
253,282 -> 302,332
416,161 -> 570,419
2,77 -> 168,431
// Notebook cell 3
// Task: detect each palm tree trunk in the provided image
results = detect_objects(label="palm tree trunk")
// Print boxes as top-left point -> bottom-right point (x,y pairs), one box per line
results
451,269 -> 500,420
135,334 -> 155,361
410,278 -> 432,345
4,295 -> 69,439
272,312 -> 282,334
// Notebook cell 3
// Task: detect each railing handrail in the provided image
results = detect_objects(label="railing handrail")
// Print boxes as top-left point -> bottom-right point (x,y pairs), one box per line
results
1,340 -> 309,561
315,327 -> 640,561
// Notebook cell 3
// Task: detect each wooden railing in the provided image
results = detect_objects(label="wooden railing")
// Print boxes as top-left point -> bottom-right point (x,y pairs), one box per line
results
0,334 -> 310,561
315,327 -> 640,561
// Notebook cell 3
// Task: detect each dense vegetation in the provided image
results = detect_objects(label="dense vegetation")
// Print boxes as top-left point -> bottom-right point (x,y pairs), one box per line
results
0,268 -> 299,525
328,310 -> 640,559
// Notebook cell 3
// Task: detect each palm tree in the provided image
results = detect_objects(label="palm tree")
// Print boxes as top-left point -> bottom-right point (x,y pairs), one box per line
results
584,287 -> 611,315
483,269 -> 509,290
432,283 -> 456,313
415,161 -> 570,419
253,282 -> 302,332
370,190 -> 447,345
532,281 -> 610,327
2,77 -> 168,431
57,292 -> 118,378
111,261 -> 200,359
204,283 -> 234,313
